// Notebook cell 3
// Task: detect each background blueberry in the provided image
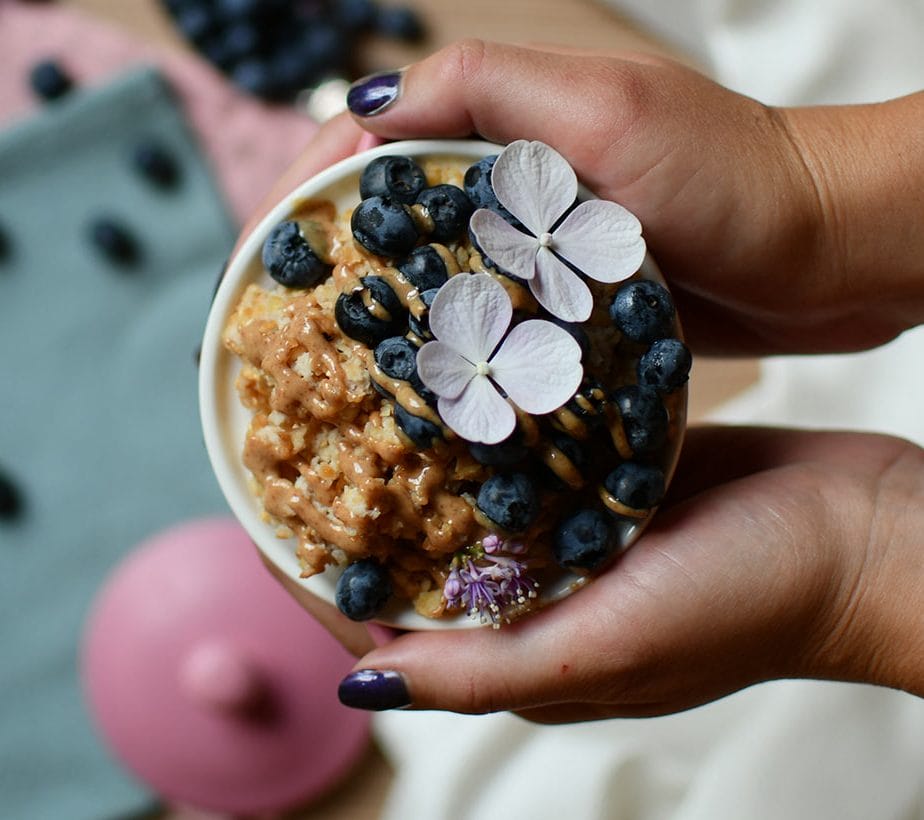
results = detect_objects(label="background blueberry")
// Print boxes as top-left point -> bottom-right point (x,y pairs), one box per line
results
415,185 -> 474,243
374,336 -> 419,382
0,466 -> 24,521
398,245 -> 450,292
334,0 -> 377,31
374,5 -> 425,41
29,59 -> 73,102
262,220 -> 331,288
394,405 -> 441,449
88,218 -> 140,266
230,57 -> 277,97
335,558 -> 392,621
132,141 -> 180,188
476,473 -> 539,533
360,156 -> 427,204
553,508 -> 617,570
637,338 -> 692,393
352,195 -> 419,259
604,462 -> 665,511
610,280 -> 676,344
611,385 -> 669,456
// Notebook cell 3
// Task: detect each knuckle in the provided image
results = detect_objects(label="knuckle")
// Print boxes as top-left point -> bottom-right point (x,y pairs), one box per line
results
440,38 -> 490,87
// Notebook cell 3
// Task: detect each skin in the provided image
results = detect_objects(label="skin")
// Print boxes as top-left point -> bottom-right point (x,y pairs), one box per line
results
234,41 -> 924,719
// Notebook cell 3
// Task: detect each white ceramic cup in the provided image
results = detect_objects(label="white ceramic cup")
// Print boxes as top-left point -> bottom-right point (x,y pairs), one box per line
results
199,139 -> 685,630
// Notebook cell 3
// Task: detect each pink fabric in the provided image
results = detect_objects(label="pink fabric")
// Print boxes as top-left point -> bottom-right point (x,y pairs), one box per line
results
0,1 -> 318,224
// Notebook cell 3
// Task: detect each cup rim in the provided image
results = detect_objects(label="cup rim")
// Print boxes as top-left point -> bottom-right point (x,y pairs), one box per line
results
199,138 -> 686,631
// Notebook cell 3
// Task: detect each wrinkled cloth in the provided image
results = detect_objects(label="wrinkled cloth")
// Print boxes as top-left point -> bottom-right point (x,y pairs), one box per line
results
374,2 -> 924,818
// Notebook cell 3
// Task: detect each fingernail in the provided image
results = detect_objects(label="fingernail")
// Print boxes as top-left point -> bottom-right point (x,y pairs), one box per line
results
346,71 -> 403,117
338,669 -> 411,711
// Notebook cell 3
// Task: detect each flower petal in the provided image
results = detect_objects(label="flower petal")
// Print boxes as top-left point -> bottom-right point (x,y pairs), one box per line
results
490,320 -> 583,414
428,273 -> 512,363
438,375 -> 516,444
492,140 -> 577,237
416,341 -> 475,399
530,247 -> 594,321
470,209 -> 539,281
553,199 -> 646,283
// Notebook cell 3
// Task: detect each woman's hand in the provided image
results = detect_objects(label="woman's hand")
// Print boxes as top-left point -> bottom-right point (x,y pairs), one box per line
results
337,426 -> 924,718
345,41 -> 924,355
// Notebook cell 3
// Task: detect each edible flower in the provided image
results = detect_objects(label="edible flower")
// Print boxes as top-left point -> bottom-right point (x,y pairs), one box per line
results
416,273 -> 582,444
470,140 -> 646,322
443,536 -> 538,628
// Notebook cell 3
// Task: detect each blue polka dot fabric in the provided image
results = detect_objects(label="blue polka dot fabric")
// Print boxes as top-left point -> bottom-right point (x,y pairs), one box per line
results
0,66 -> 236,819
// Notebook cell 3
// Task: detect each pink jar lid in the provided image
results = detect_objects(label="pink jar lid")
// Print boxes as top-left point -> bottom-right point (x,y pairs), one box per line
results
82,518 -> 371,815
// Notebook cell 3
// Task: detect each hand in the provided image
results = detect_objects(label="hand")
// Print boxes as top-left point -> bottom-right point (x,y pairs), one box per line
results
345,41 -> 924,354
337,426 -> 924,719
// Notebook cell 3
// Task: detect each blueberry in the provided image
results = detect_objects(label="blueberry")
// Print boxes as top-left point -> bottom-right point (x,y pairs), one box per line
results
398,245 -> 450,292
394,404 -> 442,449
175,5 -> 216,43
374,5 -> 425,41
476,473 -> 539,533
215,0 -> 262,20
132,141 -> 180,188
558,377 -> 608,434
463,155 -> 522,229
415,185 -> 474,243
351,195 -> 419,259
468,428 -> 528,467
29,60 -> 73,102
335,275 -> 407,348
604,462 -> 665,511
374,336 -> 419,382
408,287 -> 439,340
541,432 -> 589,490
611,385 -> 669,456
0,466 -> 24,521
359,156 -> 427,205
231,58 -> 276,97
637,338 -> 692,394
609,280 -> 676,344
334,0 -> 377,31
553,509 -> 617,571
335,558 -> 392,621
262,220 -> 331,288
220,22 -> 262,64
88,218 -> 140,266
464,156 -> 500,209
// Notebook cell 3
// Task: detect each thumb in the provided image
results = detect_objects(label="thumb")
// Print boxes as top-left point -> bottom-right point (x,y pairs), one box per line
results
345,40 -> 668,187
334,616 -> 598,714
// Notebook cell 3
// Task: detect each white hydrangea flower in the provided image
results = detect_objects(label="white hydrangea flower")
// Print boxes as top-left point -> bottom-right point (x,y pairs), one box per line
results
470,140 -> 647,322
416,273 -> 582,444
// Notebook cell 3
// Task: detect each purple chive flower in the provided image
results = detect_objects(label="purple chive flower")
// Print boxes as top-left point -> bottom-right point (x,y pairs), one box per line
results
442,536 -> 539,628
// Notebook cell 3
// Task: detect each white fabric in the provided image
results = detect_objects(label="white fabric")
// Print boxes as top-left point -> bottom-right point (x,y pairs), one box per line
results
374,3 -> 924,817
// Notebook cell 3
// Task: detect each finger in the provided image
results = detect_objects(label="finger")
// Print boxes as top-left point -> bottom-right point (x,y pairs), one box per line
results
345,40 -> 673,185
668,425 -> 911,503
231,112 -> 370,257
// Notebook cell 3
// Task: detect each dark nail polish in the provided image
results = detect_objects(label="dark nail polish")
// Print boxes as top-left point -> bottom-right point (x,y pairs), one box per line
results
338,669 -> 410,711
347,71 -> 402,117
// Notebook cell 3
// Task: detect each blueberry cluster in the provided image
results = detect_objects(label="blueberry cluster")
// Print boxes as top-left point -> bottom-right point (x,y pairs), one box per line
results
160,0 -> 425,100
258,150 -> 690,622
546,278 -> 692,572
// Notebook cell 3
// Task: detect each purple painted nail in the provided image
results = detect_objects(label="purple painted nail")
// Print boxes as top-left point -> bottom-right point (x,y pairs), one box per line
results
338,669 -> 410,711
346,71 -> 403,117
